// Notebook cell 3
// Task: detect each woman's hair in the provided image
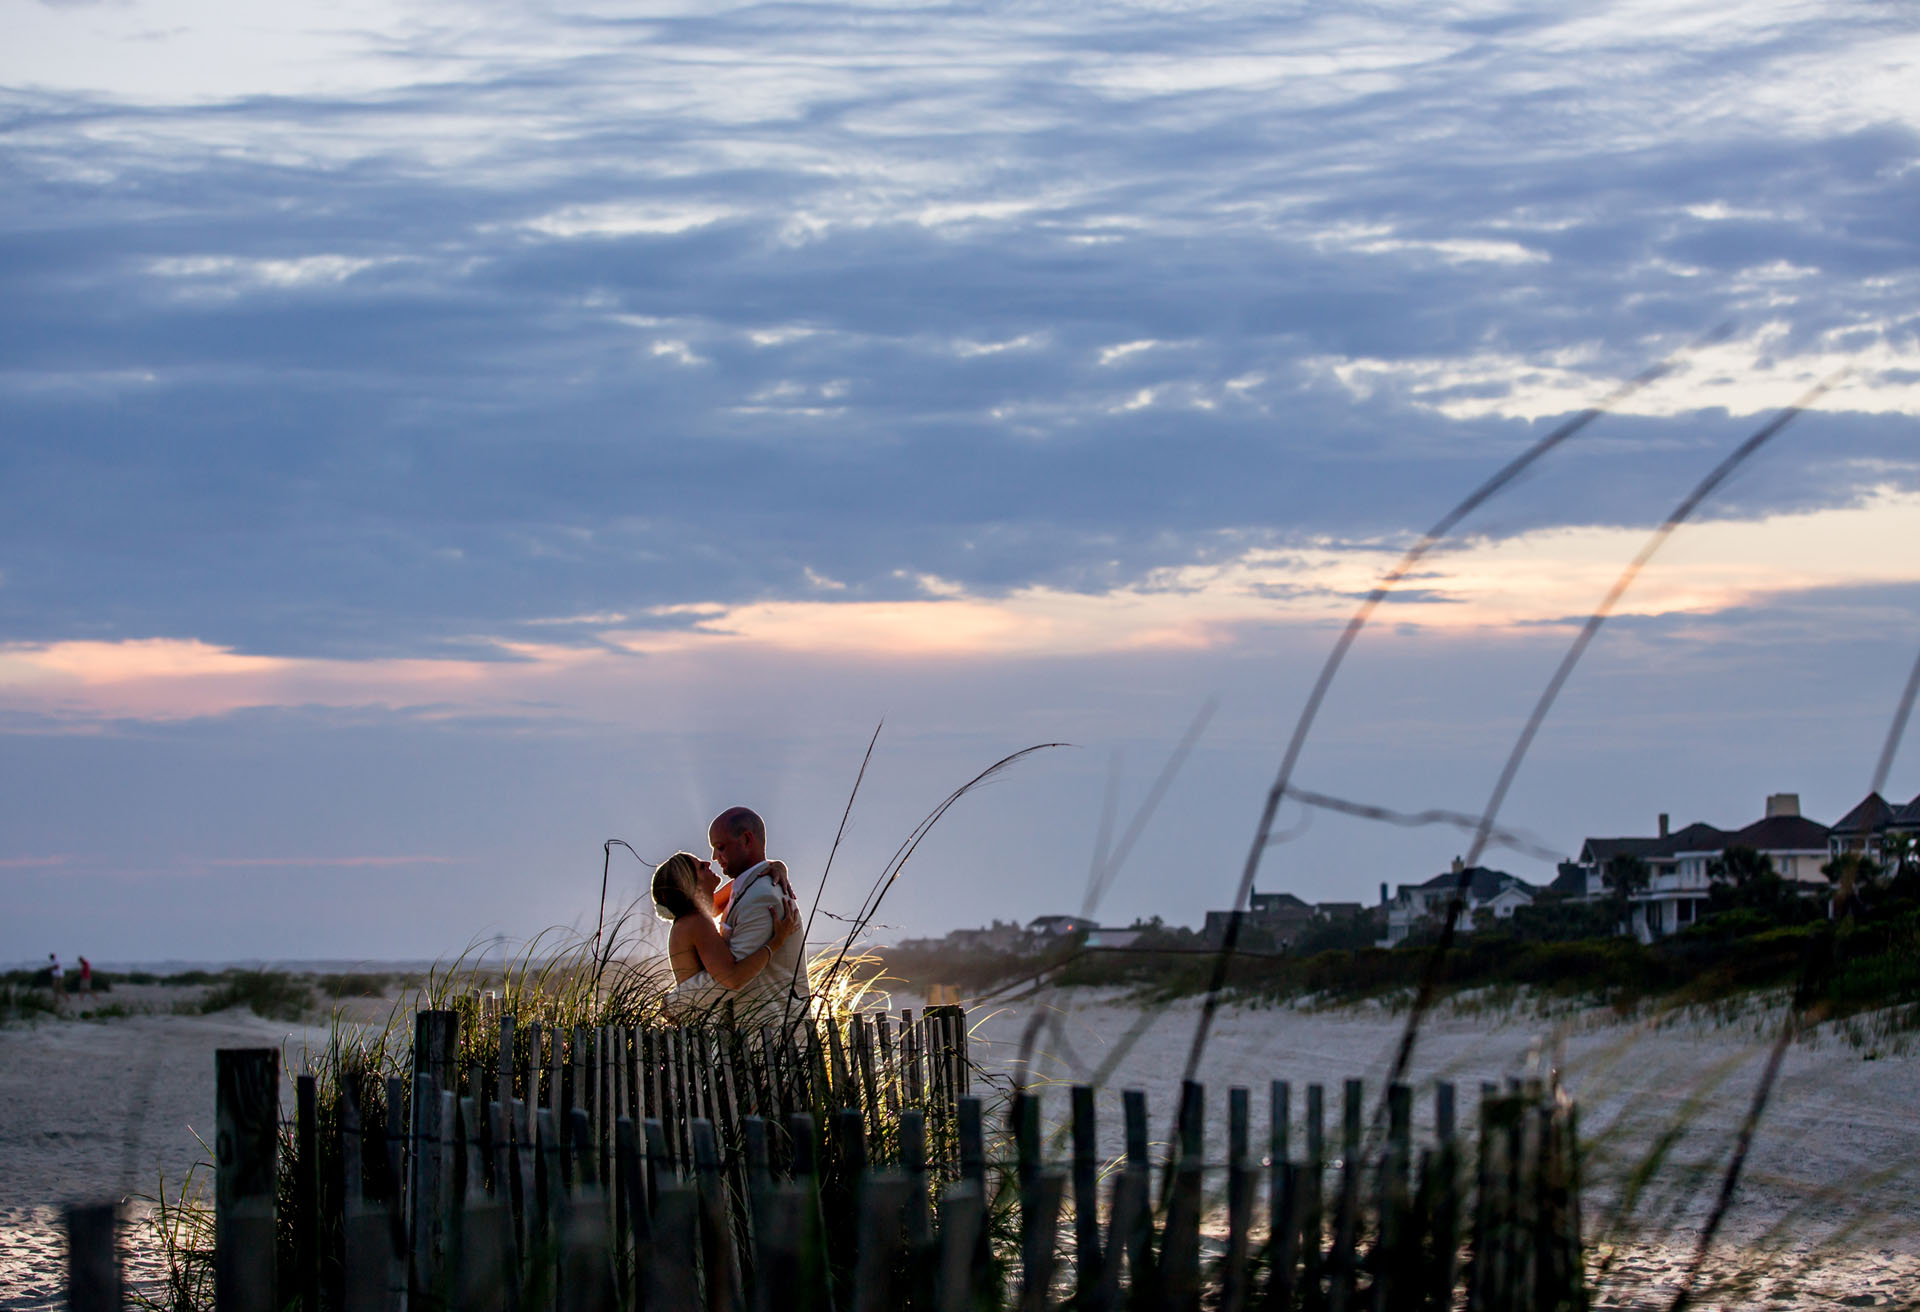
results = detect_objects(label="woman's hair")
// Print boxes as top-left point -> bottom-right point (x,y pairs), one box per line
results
651,851 -> 710,922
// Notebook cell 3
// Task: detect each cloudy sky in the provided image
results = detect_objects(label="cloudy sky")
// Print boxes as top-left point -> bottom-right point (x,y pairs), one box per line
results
5,0 -> 1919,964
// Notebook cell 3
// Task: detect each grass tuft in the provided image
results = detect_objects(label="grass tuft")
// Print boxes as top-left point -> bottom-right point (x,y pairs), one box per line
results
197,970 -> 313,1021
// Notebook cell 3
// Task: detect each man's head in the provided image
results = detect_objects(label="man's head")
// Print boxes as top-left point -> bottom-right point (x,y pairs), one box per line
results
708,806 -> 767,877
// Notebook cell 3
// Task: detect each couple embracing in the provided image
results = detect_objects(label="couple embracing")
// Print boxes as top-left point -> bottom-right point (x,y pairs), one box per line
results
651,807 -> 810,1021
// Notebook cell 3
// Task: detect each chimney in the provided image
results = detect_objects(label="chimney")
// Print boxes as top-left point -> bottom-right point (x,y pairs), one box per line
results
1380,881 -> 1389,907
1451,855 -> 1464,875
1766,793 -> 1800,819
1658,813 -> 1669,838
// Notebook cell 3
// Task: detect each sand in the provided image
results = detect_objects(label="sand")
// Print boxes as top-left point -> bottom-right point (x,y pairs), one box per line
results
2,986 -> 1914,1309
0,993 -> 339,1311
958,988 -> 1920,1308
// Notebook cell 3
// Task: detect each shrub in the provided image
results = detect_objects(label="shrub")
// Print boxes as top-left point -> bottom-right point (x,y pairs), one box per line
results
318,972 -> 393,999
167,970 -> 222,987
0,984 -> 60,1023
199,971 -> 312,1021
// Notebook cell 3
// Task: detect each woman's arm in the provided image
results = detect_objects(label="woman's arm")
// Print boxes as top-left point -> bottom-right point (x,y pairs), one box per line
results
685,901 -> 799,990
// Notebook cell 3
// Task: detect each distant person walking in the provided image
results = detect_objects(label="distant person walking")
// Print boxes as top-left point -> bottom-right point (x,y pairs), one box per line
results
47,954 -> 63,1009
78,956 -> 92,995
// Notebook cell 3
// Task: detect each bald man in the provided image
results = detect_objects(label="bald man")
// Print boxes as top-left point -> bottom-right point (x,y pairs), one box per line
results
709,807 -> 811,1012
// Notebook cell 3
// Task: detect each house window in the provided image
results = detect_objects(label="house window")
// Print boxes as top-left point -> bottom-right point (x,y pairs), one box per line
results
1677,899 -> 1696,925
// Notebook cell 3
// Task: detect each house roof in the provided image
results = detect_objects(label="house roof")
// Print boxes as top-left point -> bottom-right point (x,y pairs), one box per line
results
1664,821 -> 1738,854
1729,814 -> 1831,852
1412,866 -> 1532,902
1831,792 -> 1896,836
1249,891 -> 1312,912
1582,823 -> 1733,863
1579,835 -> 1667,864
1549,862 -> 1587,895
1890,792 -> 1920,829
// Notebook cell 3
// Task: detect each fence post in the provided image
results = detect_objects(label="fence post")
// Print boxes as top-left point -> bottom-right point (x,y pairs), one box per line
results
1430,1081 -> 1461,1307
1371,1083 -> 1412,1312
644,1182 -> 699,1312
216,1047 -> 279,1312
852,1173 -> 912,1312
785,1112 -> 833,1312
295,1072 -> 320,1312
342,1080 -> 382,1312
410,1077 -> 442,1305
499,1015 -> 518,1104
1017,1170 -> 1066,1312
1267,1080 -> 1295,1312
616,1117 -> 652,1311
957,1097 -> 985,1191
934,1182 -> 985,1312
66,1201 -> 120,1312
1302,1083 -> 1325,1311
1106,1159 -> 1152,1308
1224,1086 -> 1253,1312
412,1009 -> 459,1304
693,1119 -> 743,1312
828,1108 -> 866,1288
876,1015 -> 901,1128
1326,1078 -> 1363,1312
1071,1085 -> 1102,1304
1160,1081 -> 1204,1312
525,1021 -> 543,1127
561,1107 -> 616,1312
1013,1088 -> 1041,1186
901,1109 -> 931,1247
854,1018 -> 882,1145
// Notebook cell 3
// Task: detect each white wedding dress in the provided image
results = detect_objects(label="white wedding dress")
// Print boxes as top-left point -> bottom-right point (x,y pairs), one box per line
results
665,968 -> 727,1021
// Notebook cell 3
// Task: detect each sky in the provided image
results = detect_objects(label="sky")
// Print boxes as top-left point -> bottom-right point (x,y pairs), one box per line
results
4,0 -> 1920,965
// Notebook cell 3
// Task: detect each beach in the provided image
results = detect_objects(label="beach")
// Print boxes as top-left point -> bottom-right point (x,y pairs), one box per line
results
0,987 -> 342,1312
960,988 -> 1920,1308
2,986 -> 1915,1309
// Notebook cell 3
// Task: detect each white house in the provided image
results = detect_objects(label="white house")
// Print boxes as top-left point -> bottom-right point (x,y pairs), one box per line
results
1379,860 -> 1536,947
1575,794 -> 1831,940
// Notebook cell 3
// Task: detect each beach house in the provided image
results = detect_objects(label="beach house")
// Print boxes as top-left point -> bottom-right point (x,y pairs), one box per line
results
1571,793 -> 1832,940
1377,859 -> 1536,947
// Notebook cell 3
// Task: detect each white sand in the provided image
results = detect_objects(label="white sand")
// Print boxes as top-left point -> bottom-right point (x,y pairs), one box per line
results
0,999 -> 338,1312
2,989 -> 1914,1309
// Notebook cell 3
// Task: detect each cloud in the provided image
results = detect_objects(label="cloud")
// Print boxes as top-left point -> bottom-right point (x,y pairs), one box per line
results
6,483 -> 1920,729
0,0 -> 1916,670
200,855 -> 457,868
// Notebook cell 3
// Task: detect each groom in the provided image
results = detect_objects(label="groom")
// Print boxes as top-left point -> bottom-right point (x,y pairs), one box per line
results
709,806 -> 811,1010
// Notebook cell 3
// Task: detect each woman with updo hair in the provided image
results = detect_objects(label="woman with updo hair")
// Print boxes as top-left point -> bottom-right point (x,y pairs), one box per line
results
653,851 -> 799,1018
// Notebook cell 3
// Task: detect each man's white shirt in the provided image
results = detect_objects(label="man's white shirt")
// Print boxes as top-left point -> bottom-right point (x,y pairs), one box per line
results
720,860 -> 808,1007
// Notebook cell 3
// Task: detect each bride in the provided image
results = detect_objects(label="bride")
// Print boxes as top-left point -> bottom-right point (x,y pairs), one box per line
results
651,850 -> 800,1019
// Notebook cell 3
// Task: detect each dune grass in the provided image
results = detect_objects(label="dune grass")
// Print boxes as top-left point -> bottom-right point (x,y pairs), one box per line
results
195,970 -> 315,1022
130,907 -> 909,1312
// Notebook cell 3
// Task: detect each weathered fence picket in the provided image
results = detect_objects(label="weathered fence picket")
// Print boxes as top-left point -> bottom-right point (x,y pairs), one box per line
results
95,1007 -> 1599,1312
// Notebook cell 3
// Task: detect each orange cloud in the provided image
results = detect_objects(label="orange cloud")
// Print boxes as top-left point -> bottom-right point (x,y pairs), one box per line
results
6,488 -> 1920,724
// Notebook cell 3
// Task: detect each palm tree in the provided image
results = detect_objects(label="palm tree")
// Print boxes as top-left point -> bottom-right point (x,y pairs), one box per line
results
1821,850 -> 1882,921
1707,844 -> 1784,914
1879,831 -> 1919,902
1601,852 -> 1650,935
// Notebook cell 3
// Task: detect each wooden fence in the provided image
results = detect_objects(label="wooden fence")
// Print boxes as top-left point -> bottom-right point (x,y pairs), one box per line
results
64,1006 -> 1586,1312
